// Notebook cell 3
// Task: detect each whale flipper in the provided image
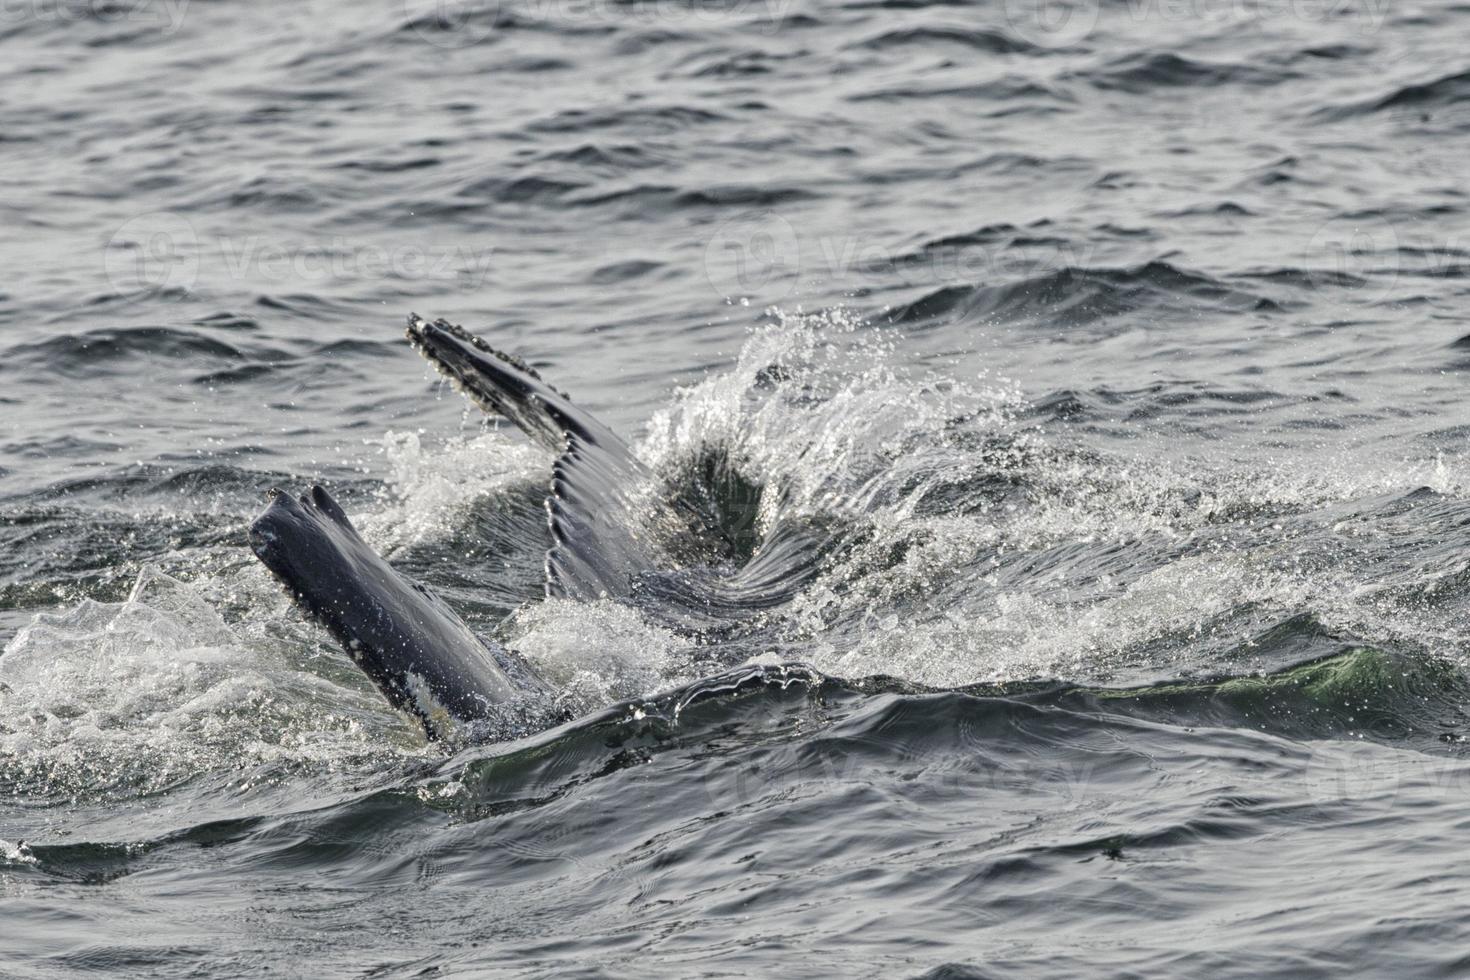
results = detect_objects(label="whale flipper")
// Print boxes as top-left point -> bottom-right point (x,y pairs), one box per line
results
407,315 -> 693,602
249,486 -> 550,740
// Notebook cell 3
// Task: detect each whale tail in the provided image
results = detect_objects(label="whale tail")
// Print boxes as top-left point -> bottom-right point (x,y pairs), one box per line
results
407,314 -> 702,602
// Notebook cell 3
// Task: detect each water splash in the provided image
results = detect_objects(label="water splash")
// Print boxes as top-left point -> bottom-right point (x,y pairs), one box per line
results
0,838 -> 37,867
0,566 -> 421,802
621,308 -> 1470,688
505,597 -> 686,716
8,307 -> 1470,781
361,428 -> 545,552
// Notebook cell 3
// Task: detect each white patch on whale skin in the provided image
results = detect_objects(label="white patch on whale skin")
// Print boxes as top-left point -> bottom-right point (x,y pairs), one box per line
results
403,671 -> 459,741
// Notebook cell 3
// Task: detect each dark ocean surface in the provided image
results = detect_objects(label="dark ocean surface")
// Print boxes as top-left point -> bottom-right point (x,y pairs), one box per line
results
5,0 -> 1470,975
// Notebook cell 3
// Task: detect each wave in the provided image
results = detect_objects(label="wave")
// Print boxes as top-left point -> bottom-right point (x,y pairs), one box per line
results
851,26 -> 1039,55
526,105 -> 729,135
673,47 -> 790,78
1318,67 -> 1470,119
12,644 -> 1465,877
332,155 -> 444,174
0,326 -> 260,377
458,174 -> 588,204
532,142 -> 663,172
0,567 -> 426,805
882,260 -> 1277,327
913,220 -> 1072,249
8,310 -> 1469,729
850,77 -> 1071,105
188,175 -> 328,213
5,312 -> 1470,978
1076,52 -> 1299,93
485,181 -> 815,212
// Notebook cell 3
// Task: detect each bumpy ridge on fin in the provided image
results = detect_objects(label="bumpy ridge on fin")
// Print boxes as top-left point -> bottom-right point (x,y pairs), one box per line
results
406,314 -> 683,602
409,315 -> 560,392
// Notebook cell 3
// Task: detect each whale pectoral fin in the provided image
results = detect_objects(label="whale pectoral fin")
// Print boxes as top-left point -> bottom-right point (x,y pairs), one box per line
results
406,315 -> 629,458
407,315 -> 689,602
542,430 -> 665,601
250,485 -> 546,740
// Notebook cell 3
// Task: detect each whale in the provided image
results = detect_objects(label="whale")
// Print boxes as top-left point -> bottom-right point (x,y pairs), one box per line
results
250,315 -> 723,741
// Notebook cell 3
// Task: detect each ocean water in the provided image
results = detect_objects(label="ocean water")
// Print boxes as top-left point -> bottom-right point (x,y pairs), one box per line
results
5,0 -> 1470,975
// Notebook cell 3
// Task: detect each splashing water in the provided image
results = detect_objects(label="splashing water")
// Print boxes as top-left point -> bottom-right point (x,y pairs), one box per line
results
361,429 -> 545,553
6,307 -> 1470,801
0,565 -> 424,805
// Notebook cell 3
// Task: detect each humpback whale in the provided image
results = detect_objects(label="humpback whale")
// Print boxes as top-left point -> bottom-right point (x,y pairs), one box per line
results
250,315 -> 721,741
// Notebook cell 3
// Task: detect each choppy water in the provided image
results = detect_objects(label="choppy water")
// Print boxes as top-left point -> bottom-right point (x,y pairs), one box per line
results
5,0 -> 1470,975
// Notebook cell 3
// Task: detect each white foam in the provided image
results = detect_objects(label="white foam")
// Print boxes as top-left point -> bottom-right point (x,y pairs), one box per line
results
0,838 -> 37,867
0,565 -> 423,801
359,428 -> 545,552
8,305 -> 1468,776
505,598 -> 684,716
628,307 -> 1470,687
